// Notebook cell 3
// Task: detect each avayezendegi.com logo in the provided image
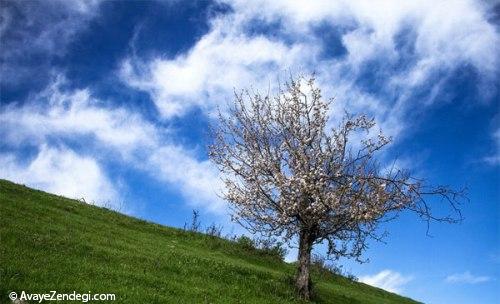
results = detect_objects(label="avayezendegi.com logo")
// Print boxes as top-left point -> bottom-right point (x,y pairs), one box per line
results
8,291 -> 116,303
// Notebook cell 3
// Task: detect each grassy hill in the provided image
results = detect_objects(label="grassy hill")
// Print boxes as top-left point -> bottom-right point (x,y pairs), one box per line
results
0,179 -> 420,303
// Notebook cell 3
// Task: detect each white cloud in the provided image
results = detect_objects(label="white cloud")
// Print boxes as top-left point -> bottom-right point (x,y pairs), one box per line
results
120,23 -> 313,118
121,0 -> 499,140
0,145 -> 118,206
359,269 -> 413,293
0,76 -> 158,154
147,145 -> 226,213
1,76 -> 226,213
227,0 -> 498,74
445,271 -> 492,284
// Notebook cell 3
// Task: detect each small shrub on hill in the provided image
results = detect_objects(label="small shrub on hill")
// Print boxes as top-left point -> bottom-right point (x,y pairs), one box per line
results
311,254 -> 358,281
236,236 -> 287,261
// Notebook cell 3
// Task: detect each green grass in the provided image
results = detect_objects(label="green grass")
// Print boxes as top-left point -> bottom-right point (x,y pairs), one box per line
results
0,179 -> 420,303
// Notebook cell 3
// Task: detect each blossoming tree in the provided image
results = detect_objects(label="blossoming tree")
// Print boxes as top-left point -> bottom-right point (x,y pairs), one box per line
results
209,76 -> 464,300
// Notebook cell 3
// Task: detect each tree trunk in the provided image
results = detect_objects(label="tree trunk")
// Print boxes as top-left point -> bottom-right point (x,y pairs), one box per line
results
296,228 -> 314,300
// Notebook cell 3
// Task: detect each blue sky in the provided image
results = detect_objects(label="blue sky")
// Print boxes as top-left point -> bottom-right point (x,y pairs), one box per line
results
0,1 -> 499,303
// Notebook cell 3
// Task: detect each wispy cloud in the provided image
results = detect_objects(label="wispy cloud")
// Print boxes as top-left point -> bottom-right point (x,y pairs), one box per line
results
120,28 -> 313,118
483,128 -> 500,166
0,76 -> 158,153
121,0 -> 499,139
445,271 -> 492,284
0,76 -> 226,213
0,145 -> 118,207
359,270 -> 413,293
147,145 -> 225,212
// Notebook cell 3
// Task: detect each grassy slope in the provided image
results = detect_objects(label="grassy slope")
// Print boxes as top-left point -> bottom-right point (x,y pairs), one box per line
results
0,179 -> 420,304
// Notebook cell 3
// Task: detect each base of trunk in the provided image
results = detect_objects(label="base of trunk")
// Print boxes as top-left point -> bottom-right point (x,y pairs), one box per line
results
296,229 -> 314,300
295,273 -> 312,300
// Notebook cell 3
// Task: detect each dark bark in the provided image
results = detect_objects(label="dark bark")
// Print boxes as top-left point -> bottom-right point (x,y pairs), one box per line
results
296,228 -> 314,300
